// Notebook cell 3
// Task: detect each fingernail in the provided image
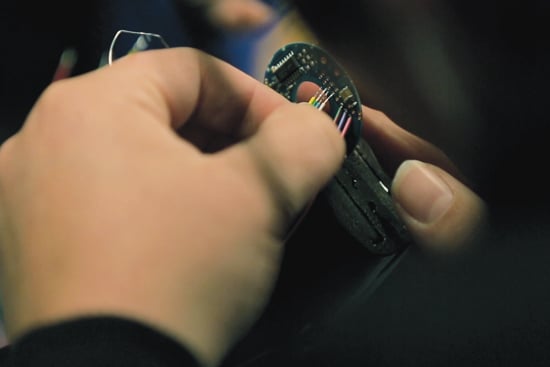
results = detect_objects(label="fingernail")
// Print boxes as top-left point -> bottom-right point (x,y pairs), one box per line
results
392,160 -> 453,224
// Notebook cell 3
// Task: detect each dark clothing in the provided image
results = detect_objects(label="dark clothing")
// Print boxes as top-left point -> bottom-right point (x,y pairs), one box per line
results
0,317 -> 201,367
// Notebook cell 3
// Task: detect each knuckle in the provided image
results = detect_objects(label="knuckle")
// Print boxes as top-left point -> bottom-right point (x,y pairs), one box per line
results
32,80 -> 77,127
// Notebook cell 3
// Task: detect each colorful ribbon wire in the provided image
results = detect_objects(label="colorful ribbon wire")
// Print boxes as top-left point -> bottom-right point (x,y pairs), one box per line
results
308,88 -> 352,137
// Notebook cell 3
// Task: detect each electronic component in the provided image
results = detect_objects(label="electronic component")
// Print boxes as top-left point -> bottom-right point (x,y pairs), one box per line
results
264,42 -> 362,153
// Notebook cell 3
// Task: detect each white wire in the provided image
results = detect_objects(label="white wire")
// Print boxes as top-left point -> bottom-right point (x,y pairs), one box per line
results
108,29 -> 170,65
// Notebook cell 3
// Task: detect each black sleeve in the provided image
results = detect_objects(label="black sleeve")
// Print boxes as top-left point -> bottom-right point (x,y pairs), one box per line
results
0,317 -> 202,367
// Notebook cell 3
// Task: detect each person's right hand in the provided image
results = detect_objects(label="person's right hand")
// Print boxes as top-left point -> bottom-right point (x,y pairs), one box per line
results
181,0 -> 276,32
361,105 -> 487,252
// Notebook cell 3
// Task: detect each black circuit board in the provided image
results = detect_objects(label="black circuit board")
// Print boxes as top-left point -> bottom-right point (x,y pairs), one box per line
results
264,42 -> 362,152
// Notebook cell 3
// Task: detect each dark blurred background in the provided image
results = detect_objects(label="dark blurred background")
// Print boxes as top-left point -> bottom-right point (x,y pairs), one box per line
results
290,0 -> 550,214
2,1 -> 550,366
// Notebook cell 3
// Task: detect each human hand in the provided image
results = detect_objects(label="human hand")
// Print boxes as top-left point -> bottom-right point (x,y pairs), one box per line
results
0,48 -> 344,366
182,0 -> 276,32
361,105 -> 487,252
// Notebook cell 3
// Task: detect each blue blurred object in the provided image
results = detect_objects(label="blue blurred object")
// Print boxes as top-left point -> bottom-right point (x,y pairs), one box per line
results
0,0 -> 288,143
213,0 -> 288,73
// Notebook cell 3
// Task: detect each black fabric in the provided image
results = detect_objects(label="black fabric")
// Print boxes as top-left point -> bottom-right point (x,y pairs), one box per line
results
0,317 -> 201,367
221,213 -> 550,367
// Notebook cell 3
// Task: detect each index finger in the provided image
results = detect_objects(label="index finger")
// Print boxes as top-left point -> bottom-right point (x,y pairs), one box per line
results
361,105 -> 464,180
81,47 -> 290,138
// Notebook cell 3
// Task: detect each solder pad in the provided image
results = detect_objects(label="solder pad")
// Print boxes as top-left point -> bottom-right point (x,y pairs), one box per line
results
264,42 -> 362,153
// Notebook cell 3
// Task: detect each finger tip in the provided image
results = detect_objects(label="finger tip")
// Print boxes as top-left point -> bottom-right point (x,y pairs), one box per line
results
208,0 -> 276,31
393,160 -> 487,254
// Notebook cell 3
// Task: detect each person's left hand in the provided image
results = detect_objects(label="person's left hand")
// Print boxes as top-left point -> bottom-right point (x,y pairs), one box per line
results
361,105 -> 487,252
0,47 -> 344,366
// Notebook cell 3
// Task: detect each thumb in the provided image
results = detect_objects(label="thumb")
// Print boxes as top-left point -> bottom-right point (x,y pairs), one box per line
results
391,160 -> 487,252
